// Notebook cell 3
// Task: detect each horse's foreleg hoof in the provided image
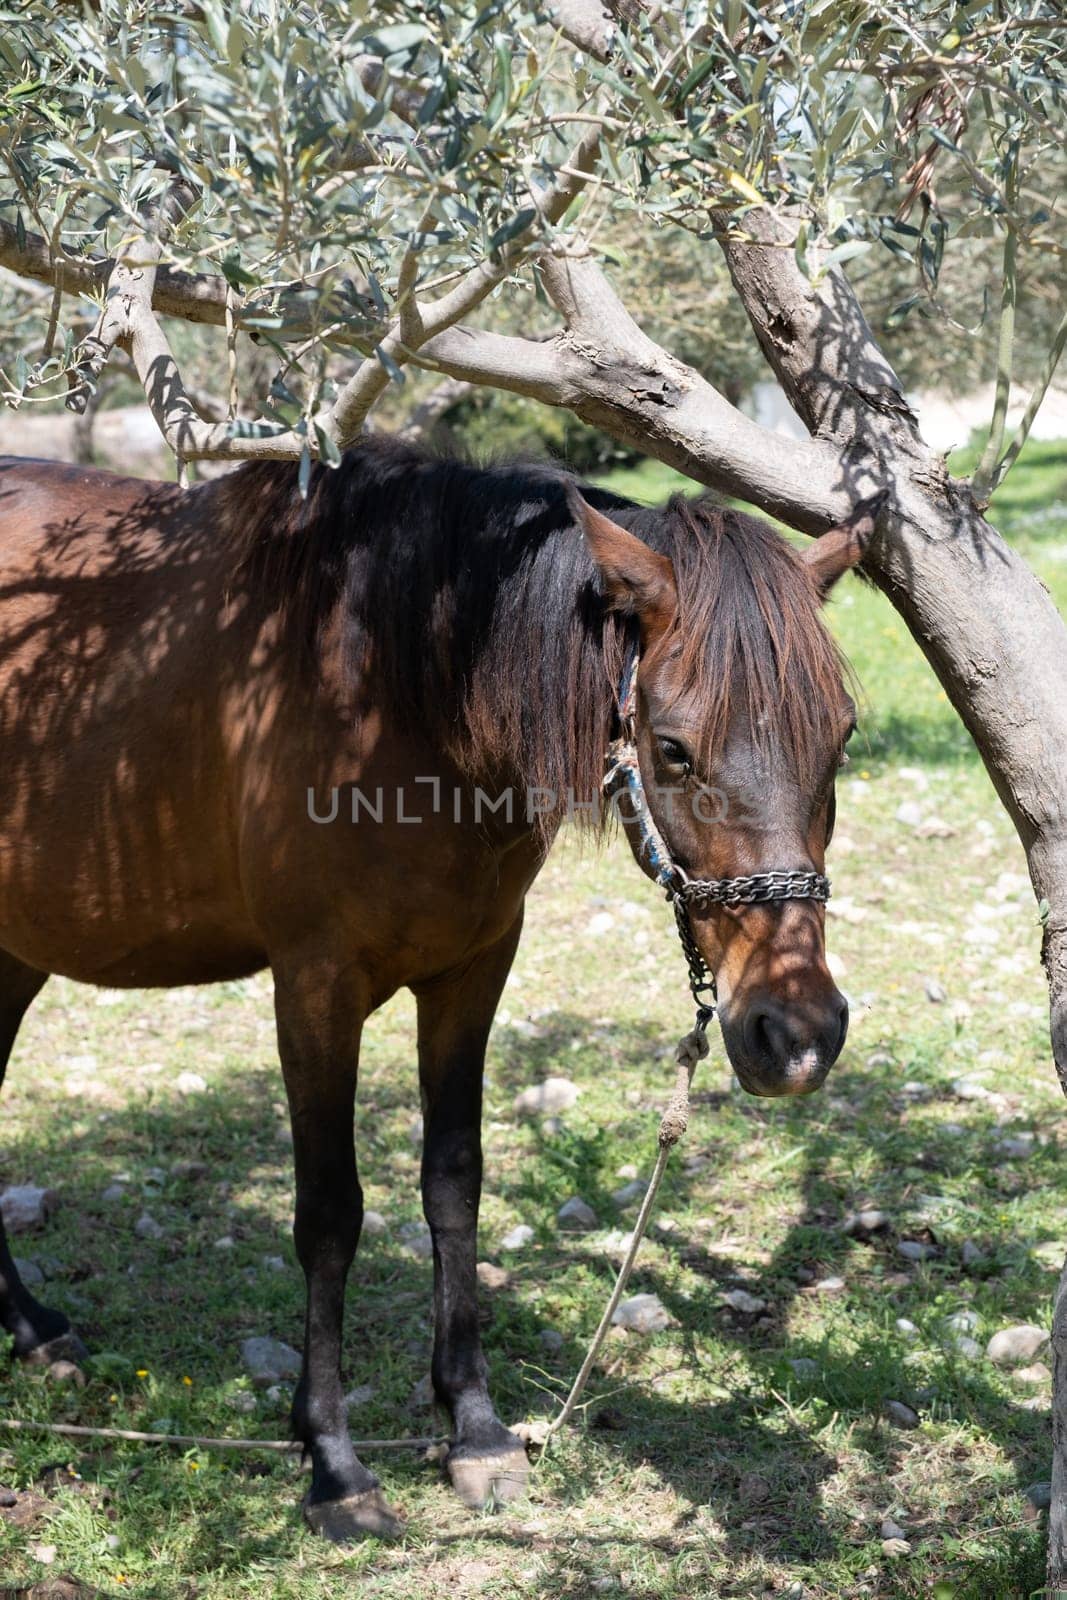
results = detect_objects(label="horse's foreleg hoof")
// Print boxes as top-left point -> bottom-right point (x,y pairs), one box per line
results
22,1330 -> 90,1368
447,1438 -> 531,1510
303,1487 -> 403,1543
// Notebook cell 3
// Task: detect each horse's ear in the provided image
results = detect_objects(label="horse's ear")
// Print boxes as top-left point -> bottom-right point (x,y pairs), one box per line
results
801,492 -> 887,596
569,489 -> 677,633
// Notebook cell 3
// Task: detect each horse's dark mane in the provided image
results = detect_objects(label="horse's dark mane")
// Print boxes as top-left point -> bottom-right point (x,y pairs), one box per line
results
221,435 -> 844,828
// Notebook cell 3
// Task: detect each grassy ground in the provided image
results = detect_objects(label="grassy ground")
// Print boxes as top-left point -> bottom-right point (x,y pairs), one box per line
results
1,440 -> 1066,1599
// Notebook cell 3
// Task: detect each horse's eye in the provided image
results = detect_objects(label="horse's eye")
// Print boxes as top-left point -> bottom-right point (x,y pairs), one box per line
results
658,736 -> 692,774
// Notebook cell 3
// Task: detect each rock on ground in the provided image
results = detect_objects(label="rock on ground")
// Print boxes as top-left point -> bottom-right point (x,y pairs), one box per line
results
986,1324 -> 1049,1367
0,1186 -> 57,1233
500,1223 -> 534,1251
240,1336 -> 302,1387
557,1196 -> 597,1230
513,1077 -> 580,1117
883,1400 -> 920,1429
611,1293 -> 671,1334
722,1288 -> 767,1315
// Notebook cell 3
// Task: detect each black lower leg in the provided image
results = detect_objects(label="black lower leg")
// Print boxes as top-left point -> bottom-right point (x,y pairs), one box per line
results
0,953 -> 81,1361
275,970 -> 399,1542
416,921 -> 529,1507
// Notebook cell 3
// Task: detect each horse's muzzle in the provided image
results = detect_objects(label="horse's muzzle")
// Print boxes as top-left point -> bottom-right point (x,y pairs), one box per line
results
720,989 -> 849,1097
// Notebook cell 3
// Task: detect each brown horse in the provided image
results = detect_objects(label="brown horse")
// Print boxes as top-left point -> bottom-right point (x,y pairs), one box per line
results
0,439 -> 866,1540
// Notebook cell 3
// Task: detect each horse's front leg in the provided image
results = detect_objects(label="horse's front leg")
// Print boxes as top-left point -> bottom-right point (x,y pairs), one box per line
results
414,917 -> 530,1510
273,960 -> 400,1543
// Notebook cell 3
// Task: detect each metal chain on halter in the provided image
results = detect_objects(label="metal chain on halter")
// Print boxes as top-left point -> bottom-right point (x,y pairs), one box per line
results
605,629 -> 831,1058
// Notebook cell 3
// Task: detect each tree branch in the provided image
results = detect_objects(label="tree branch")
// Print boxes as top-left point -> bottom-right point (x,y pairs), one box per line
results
417,244 -> 845,531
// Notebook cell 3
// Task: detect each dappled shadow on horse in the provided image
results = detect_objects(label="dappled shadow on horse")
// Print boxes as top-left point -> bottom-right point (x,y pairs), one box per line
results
0,439 -> 874,1540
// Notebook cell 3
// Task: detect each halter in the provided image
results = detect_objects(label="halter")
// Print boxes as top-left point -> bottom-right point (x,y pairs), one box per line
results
604,635 -> 831,1041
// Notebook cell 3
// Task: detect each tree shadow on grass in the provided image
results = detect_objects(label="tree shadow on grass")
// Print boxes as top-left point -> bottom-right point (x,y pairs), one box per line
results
0,1009 -> 1058,1596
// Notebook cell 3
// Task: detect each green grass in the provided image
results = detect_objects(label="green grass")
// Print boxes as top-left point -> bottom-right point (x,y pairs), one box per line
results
1,441 -> 1065,1599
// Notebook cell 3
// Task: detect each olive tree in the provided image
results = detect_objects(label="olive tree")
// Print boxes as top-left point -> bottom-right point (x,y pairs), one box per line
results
3,0 -> 1067,1579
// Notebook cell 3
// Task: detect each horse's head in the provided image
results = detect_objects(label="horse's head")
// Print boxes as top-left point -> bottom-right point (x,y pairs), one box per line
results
573,488 -> 879,1099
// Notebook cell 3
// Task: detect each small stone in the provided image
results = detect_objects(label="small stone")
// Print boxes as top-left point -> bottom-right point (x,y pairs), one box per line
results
616,1163 -> 639,1181
612,1293 -> 671,1333
361,1210 -> 387,1236
31,1542 -> 57,1566
47,1360 -> 86,1387
880,1517 -> 907,1542
895,1318 -> 919,1339
962,1240 -> 985,1267
952,1077 -> 993,1101
0,1185 -> 57,1233
947,1336 -> 982,1360
227,1391 -> 257,1414
241,1335 -> 302,1387
944,1310 -> 979,1334
264,1383 -> 289,1404
995,1133 -> 1036,1159
0,1488 -> 15,1508
345,1383 -> 375,1408
986,1324 -> 1049,1367
262,1255 -> 285,1273
883,1400 -> 920,1429
1033,1241 -> 1065,1268
916,817 -> 956,838
738,1471 -> 771,1504
813,1275 -> 846,1295
1014,1362 -> 1052,1385
105,1534 -> 120,1551
101,1183 -> 126,1203
895,801 -> 924,827
789,1357 -> 819,1378
408,1373 -> 435,1410
722,1288 -> 767,1315
1024,1481 -> 1052,1511
476,1261 -> 509,1291
557,1196 -> 597,1230
897,1239 -> 936,1262
866,1050 -> 895,1069
398,1221 -> 433,1258
500,1223 -> 534,1251
586,911 -> 615,935
175,1071 -> 207,1094
513,1077 -> 580,1117
13,1257 -> 43,1287
171,1160 -> 208,1180
881,1537 -> 912,1558
135,1212 -> 164,1240
924,979 -> 947,1003
842,1209 -> 888,1236
214,1235 -> 235,1251
611,1179 -> 647,1208
539,1328 -> 564,1354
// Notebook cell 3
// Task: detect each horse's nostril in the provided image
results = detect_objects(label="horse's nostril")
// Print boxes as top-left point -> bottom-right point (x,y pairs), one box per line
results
745,1004 -> 789,1067
833,993 -> 850,1054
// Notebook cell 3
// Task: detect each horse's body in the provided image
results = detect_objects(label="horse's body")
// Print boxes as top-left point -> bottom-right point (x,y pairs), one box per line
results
0,441 -> 861,1539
